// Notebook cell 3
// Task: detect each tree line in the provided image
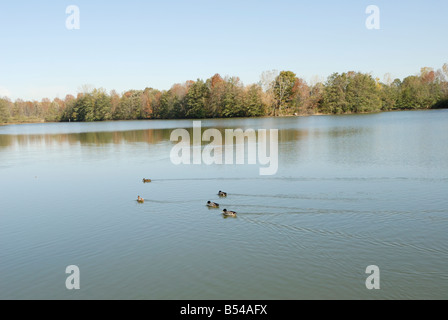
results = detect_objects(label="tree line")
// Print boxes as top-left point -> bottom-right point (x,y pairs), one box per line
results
1,64 -> 447,124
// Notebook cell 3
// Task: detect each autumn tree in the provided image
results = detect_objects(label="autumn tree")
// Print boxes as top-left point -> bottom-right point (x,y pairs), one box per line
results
0,98 -> 10,123
184,79 -> 210,119
290,78 -> 312,115
92,89 -> 112,121
345,72 -> 382,113
207,74 -> 226,117
308,82 -> 324,113
141,87 -> 161,119
273,71 -> 298,116
220,77 -> 246,118
210,73 -> 224,89
439,63 -> 448,107
153,83 -> 188,119
156,90 -> 180,119
379,79 -> 401,110
114,90 -> 144,120
244,84 -> 266,117
259,70 -> 277,115
110,90 -> 121,117
170,83 -> 190,118
398,69 -> 443,110
321,72 -> 349,114
73,93 -> 95,121
44,100 -> 63,122
321,72 -> 382,114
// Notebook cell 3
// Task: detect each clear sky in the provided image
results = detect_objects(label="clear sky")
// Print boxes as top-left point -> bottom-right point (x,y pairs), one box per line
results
0,0 -> 447,101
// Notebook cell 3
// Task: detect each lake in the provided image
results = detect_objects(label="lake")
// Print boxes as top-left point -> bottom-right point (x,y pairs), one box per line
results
0,110 -> 447,300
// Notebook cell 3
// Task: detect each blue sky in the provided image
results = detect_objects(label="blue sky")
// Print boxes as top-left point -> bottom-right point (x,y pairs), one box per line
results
0,0 -> 447,100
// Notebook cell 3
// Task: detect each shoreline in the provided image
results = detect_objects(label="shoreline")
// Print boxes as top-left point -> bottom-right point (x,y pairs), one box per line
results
0,108 -> 446,127
0,119 -> 47,126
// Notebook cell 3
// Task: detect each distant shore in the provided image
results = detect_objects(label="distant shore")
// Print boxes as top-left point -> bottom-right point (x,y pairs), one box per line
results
1,119 -> 46,126
1,108 -> 447,127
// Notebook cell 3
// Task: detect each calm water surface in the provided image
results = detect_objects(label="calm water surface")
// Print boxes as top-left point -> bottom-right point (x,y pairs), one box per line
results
0,110 -> 447,299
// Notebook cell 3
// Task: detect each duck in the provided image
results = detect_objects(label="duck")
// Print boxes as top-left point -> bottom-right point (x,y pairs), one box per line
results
142,179 -> 152,183
207,201 -> 220,208
137,196 -> 145,203
222,209 -> 237,217
218,191 -> 227,197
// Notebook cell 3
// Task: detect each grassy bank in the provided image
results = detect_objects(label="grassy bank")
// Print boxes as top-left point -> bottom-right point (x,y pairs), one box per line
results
0,117 -> 46,126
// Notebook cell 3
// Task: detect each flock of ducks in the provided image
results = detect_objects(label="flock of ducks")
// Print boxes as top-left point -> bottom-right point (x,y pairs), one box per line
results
137,182 -> 237,217
207,191 -> 237,217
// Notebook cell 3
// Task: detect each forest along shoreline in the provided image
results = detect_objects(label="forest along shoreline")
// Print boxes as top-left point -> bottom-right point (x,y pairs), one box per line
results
1,65 -> 447,125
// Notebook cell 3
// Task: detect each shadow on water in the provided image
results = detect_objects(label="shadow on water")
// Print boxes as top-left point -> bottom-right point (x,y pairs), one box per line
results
0,135 -> 12,148
0,129 -> 173,148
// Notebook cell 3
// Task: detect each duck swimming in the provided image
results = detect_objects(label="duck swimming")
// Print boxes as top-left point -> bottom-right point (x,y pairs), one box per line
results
207,201 -> 220,208
222,209 -> 237,217
142,179 -> 152,183
137,196 -> 145,203
218,191 -> 227,197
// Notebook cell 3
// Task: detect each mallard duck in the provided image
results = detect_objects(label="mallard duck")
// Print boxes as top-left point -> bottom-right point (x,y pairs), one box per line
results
218,191 -> 227,197
137,196 -> 145,203
222,209 -> 237,217
207,201 -> 220,208
142,179 -> 152,183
